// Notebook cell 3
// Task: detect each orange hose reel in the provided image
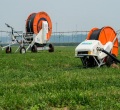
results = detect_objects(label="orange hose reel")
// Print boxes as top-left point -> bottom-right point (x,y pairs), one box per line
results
86,26 -> 119,56
26,11 -> 52,40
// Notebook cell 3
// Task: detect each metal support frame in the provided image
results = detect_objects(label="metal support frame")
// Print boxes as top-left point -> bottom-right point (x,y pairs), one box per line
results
0,23 -> 24,53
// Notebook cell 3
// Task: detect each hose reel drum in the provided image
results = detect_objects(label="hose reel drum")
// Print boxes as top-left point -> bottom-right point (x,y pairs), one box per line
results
86,26 -> 118,56
25,11 -> 54,52
26,11 -> 52,38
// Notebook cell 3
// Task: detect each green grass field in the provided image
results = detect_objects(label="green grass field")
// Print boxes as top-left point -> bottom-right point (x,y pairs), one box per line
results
0,46 -> 120,110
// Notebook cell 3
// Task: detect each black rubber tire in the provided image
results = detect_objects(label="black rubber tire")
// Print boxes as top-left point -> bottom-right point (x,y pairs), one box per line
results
81,56 -> 97,68
6,47 -> 12,53
31,44 -> 37,52
20,47 -> 26,54
48,44 -> 54,52
106,54 -> 117,67
86,57 -> 96,67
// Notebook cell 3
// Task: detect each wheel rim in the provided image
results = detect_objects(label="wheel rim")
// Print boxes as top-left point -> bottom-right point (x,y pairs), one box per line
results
21,48 -> 26,54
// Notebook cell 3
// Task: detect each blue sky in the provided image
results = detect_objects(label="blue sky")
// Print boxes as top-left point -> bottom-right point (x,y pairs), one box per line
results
0,0 -> 120,32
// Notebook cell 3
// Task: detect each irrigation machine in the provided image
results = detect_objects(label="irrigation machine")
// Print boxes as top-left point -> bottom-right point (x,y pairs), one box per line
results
75,26 -> 120,67
0,11 -> 54,54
